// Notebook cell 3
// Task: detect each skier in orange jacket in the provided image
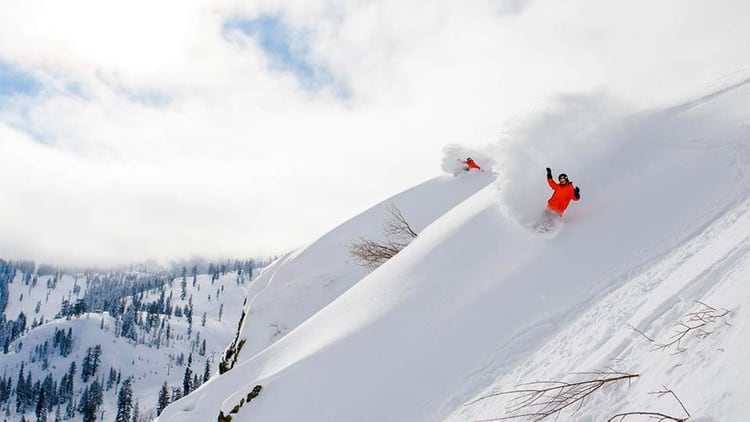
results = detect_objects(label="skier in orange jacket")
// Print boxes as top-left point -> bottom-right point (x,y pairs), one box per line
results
459,157 -> 481,171
546,167 -> 580,216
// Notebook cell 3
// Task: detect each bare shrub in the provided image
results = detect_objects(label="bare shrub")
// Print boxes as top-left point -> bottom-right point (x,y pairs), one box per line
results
468,370 -> 639,421
349,203 -> 418,270
468,371 -> 694,422
629,301 -> 730,354
607,386 -> 689,421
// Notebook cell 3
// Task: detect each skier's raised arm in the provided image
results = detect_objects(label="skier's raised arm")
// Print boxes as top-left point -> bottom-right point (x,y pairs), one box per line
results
546,167 -> 558,190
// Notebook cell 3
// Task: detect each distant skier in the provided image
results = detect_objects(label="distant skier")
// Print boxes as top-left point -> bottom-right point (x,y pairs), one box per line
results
545,167 -> 580,216
458,157 -> 481,171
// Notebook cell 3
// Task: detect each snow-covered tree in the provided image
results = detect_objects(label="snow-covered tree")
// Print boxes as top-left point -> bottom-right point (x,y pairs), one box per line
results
35,387 -> 47,422
157,381 -> 170,416
203,359 -> 211,383
115,377 -> 133,422
182,353 -> 193,395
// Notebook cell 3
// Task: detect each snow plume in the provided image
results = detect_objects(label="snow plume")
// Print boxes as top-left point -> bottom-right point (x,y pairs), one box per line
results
441,144 -> 496,175
492,93 -> 629,228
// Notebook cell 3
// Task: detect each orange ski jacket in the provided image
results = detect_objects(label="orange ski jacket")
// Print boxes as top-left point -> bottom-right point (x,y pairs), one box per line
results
461,159 -> 481,170
546,177 -> 579,215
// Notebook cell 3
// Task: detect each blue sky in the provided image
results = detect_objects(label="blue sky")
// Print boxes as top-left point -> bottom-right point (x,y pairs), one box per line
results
0,61 -> 42,98
224,14 -> 348,97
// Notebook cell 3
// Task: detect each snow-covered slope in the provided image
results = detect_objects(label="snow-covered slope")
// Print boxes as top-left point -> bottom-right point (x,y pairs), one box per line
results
231,172 -> 495,362
159,76 -> 750,422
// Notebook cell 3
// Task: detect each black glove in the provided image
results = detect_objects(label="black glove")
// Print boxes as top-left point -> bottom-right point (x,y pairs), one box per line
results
546,167 -> 552,179
574,186 -> 580,199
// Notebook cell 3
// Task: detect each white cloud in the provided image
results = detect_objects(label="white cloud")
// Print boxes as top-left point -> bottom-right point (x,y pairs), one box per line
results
0,0 -> 748,265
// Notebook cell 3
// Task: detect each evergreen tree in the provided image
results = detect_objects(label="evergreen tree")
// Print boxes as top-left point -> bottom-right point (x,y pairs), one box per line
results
35,387 -> 47,422
171,387 -> 183,402
59,299 -> 71,320
78,389 -> 96,422
77,379 -> 102,422
59,361 -> 75,407
107,367 -> 118,390
120,305 -> 137,341
180,268 -> 187,300
73,298 -> 87,316
25,371 -> 33,409
131,400 -> 140,422
115,378 -> 133,422
17,311 -> 27,333
91,345 -> 101,377
182,353 -> 193,395
81,348 -> 92,382
53,328 -> 73,357
203,359 -> 211,383
157,381 -> 170,416
186,297 -> 193,324
65,394 -> 75,419
92,379 -> 103,407
0,374 -> 11,403
186,296 -> 193,338
41,373 -> 56,413
16,362 -> 26,412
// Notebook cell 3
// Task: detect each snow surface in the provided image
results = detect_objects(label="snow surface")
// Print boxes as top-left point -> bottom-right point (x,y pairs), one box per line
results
159,76 -> 750,422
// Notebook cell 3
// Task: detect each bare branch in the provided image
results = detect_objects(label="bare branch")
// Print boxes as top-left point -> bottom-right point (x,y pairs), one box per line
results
384,203 -> 418,240
608,386 -> 689,422
606,411 -> 687,422
468,371 -> 639,422
630,301 -> 730,353
649,386 -> 690,418
627,324 -> 655,343
348,238 -> 402,270
349,203 -> 418,270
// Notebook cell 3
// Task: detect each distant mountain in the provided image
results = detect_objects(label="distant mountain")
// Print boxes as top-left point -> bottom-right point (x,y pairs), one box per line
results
0,260 -> 260,421
159,76 -> 750,421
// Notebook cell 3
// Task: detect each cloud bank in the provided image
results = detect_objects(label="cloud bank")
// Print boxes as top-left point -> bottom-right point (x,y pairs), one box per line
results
0,0 -> 748,265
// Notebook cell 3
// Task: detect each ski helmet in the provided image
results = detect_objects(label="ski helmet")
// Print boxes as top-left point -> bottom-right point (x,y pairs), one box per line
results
466,157 -> 473,161
558,173 -> 568,181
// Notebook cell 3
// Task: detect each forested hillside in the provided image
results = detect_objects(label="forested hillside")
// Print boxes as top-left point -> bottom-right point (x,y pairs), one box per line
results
0,258 -> 263,421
